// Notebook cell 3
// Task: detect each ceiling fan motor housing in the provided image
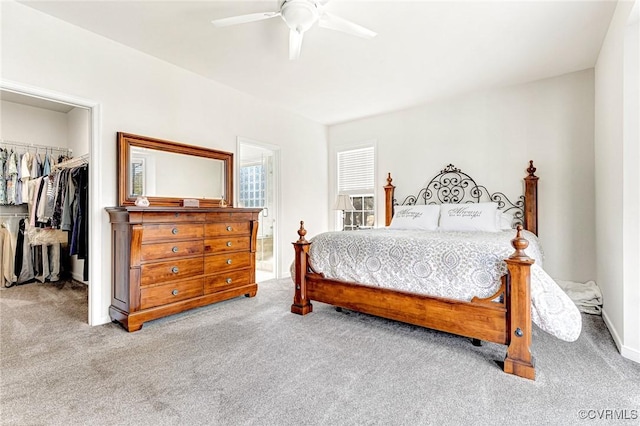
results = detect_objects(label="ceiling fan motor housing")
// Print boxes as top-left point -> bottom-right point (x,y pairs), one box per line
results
280,0 -> 319,33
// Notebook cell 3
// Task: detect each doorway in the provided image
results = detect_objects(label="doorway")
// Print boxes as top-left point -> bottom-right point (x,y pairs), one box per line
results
0,80 -> 102,325
237,138 -> 280,282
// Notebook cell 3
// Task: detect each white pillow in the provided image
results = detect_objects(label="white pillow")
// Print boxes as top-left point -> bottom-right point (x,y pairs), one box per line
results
389,205 -> 440,230
439,202 -> 499,232
496,210 -> 514,230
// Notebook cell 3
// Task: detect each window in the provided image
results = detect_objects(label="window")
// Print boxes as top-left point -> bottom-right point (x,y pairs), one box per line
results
239,164 -> 265,208
130,157 -> 145,196
344,195 -> 375,230
336,145 -> 375,231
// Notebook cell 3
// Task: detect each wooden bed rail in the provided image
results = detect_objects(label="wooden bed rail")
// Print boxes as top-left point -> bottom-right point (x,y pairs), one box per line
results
291,222 -> 536,380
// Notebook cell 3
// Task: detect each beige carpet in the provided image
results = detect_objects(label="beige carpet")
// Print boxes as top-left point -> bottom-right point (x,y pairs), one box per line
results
1,278 -> 639,425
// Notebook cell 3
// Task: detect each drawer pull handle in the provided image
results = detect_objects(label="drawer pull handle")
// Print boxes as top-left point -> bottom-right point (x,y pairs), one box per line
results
226,278 -> 232,284
226,259 -> 232,265
226,226 -> 233,231
171,267 -> 179,273
172,289 -> 179,296
172,246 -> 179,253
226,241 -> 232,247
175,213 -> 180,217
172,228 -> 179,235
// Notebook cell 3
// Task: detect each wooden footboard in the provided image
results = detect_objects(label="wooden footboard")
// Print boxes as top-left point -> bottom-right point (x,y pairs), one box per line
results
291,222 -> 535,380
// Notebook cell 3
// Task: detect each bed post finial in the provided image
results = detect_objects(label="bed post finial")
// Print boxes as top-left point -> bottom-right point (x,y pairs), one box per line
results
297,220 -> 307,243
384,173 -> 396,227
509,225 -> 531,261
527,160 -> 537,178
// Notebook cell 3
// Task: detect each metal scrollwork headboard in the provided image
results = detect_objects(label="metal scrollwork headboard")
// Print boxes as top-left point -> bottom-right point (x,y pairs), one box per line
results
397,164 -> 525,227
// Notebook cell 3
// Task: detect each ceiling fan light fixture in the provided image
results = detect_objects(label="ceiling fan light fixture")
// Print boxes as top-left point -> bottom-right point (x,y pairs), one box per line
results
212,0 -> 375,60
281,0 -> 319,33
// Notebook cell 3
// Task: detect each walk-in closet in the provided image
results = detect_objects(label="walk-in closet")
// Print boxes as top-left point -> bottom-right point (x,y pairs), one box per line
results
1,90 -> 90,320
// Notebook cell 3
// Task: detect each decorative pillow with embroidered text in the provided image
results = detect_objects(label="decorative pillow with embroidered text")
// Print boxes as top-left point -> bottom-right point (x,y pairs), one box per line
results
439,202 -> 499,232
389,205 -> 440,230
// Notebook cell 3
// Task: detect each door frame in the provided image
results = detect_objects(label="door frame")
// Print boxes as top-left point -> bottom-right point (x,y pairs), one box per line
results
236,137 -> 281,279
1,79 -> 104,326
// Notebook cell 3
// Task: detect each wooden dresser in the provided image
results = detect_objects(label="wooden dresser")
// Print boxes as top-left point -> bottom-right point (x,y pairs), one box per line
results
106,207 -> 262,331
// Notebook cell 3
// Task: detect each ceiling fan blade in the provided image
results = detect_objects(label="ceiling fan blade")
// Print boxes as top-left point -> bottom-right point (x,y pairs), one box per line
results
211,11 -> 280,28
319,12 -> 376,39
289,29 -> 304,60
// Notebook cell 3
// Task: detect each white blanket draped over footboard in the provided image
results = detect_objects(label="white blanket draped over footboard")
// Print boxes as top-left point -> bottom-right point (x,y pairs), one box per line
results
306,229 -> 582,342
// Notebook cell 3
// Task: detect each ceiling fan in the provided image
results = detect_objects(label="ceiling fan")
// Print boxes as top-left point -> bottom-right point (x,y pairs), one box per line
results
211,0 -> 377,60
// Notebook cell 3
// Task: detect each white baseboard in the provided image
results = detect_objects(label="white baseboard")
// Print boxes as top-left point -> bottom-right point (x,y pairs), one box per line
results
70,271 -> 88,284
602,308 -> 623,351
94,315 -> 112,326
602,308 -> 640,364
621,345 -> 640,364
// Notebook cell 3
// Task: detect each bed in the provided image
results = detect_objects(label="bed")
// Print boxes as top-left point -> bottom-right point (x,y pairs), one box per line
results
291,162 -> 581,380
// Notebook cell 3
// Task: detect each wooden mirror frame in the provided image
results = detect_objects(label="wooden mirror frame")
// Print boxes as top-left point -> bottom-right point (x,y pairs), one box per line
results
117,132 -> 233,208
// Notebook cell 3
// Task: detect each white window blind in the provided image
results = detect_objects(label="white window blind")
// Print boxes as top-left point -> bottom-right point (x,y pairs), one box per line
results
337,146 -> 374,193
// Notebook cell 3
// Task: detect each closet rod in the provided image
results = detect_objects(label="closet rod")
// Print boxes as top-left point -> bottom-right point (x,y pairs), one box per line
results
0,138 -> 72,154
53,153 -> 89,170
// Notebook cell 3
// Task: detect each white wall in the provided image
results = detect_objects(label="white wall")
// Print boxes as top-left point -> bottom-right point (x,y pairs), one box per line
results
622,3 -> 639,363
67,107 -> 89,157
67,106 -> 90,281
2,1 -> 328,325
1,100 -> 69,148
329,69 -> 596,283
595,0 -> 639,363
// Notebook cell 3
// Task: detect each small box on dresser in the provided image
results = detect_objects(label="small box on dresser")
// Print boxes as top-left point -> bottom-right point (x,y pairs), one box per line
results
106,207 -> 262,331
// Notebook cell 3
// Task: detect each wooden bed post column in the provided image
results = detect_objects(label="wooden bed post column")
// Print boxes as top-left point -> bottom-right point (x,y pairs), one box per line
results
524,161 -> 538,235
384,173 -> 395,227
291,221 -> 313,315
503,226 -> 535,380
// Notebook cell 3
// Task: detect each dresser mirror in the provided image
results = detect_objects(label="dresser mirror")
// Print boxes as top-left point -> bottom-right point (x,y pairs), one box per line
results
118,132 -> 233,207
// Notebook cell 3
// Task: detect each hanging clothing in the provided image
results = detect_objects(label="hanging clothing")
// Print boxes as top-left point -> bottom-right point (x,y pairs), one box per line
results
1,142 -> 80,286
27,162 -> 89,281
32,243 -> 60,283
60,169 -> 74,231
15,153 -> 23,205
30,152 -> 42,179
15,219 -> 35,284
42,153 -> 51,176
1,217 -> 20,285
6,151 -> 18,205
20,151 -> 32,204
0,148 -> 8,204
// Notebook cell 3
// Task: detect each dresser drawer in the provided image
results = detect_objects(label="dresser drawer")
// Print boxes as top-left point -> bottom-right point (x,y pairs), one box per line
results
140,258 -> 204,286
140,240 -> 204,262
141,223 -> 204,243
205,222 -> 251,237
143,211 -> 205,223
205,212 -> 255,222
204,237 -> 250,254
204,252 -> 253,275
204,268 -> 252,294
140,277 -> 204,310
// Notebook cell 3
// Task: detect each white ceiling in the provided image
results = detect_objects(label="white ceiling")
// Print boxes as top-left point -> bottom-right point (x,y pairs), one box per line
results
19,0 -> 617,125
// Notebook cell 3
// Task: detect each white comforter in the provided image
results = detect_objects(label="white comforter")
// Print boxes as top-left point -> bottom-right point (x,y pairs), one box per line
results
306,229 -> 581,342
